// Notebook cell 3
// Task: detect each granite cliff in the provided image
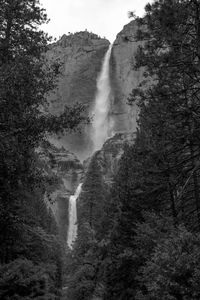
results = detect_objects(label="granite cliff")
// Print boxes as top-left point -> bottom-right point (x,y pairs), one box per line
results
110,20 -> 143,133
46,31 -> 110,160
46,20 -> 142,161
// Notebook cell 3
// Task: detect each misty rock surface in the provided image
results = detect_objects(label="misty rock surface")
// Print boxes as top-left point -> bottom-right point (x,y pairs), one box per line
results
46,31 -> 110,160
46,22 -> 143,160
38,141 -> 83,241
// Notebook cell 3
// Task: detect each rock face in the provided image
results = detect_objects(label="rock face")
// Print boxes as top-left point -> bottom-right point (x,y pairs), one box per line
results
84,132 -> 135,187
38,141 -> 84,241
110,20 -> 143,133
46,22 -> 143,160
46,32 -> 110,160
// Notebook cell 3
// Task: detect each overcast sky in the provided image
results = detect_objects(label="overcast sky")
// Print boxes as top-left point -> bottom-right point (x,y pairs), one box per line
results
40,0 -> 150,42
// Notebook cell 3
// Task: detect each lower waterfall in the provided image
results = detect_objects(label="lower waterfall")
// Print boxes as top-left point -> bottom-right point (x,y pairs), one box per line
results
67,183 -> 82,249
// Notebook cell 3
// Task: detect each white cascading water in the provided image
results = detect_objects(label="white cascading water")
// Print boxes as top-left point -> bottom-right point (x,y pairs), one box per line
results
67,183 -> 82,249
91,44 -> 113,151
67,46 -> 113,249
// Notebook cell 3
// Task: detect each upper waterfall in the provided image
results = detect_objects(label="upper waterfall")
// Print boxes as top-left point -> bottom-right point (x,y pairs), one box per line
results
91,44 -> 113,151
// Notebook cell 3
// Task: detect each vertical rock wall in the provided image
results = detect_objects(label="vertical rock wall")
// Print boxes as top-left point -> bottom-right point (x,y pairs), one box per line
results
46,32 -> 110,160
110,20 -> 144,133
46,23 -> 144,160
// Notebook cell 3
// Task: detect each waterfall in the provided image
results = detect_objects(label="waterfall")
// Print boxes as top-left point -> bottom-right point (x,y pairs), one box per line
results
67,46 -> 113,249
67,183 -> 82,249
91,44 -> 113,151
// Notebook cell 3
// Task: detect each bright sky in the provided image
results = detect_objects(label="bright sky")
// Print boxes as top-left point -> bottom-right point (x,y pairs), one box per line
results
40,0 -> 150,42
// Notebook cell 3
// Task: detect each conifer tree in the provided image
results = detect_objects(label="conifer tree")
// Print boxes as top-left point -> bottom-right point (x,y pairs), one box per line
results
0,0 -> 87,297
129,0 -> 200,229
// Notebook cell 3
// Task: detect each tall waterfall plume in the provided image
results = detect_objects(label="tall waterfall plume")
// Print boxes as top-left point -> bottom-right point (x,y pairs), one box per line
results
67,46 -> 112,249
91,44 -> 113,151
67,183 -> 82,249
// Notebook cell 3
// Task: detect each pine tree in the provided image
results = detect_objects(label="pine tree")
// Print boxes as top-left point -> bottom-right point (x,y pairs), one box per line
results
0,0 -> 87,297
129,0 -> 200,230
135,219 -> 200,300
0,0 -> 87,258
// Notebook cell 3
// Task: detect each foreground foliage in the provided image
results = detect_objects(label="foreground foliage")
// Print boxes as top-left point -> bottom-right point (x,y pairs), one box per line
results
0,0 -> 87,298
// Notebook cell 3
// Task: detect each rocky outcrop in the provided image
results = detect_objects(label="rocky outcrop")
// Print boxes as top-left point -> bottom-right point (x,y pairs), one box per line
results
38,141 -> 84,241
96,132 -> 135,183
84,132 -> 135,187
110,20 -> 143,133
46,32 -> 110,160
